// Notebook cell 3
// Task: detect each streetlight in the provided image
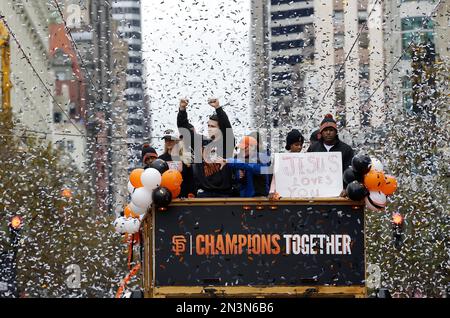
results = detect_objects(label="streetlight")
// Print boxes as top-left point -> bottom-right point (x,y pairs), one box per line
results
392,212 -> 404,250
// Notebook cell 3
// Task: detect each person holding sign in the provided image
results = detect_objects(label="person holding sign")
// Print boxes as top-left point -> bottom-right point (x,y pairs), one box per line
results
268,129 -> 305,199
158,128 -> 195,198
307,114 -> 354,173
177,98 -> 235,198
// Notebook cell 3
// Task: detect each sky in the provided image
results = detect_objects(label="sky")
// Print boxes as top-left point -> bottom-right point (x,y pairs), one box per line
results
141,0 -> 252,154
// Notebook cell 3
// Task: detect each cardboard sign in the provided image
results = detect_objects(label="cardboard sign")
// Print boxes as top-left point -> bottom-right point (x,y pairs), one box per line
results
273,152 -> 343,197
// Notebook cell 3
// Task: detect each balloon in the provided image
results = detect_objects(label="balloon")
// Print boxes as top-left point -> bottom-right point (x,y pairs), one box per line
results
343,166 -> 363,186
124,205 -> 139,218
113,217 -> 127,234
140,168 -> 162,191
129,201 -> 147,215
365,191 -> 387,211
346,181 -> 368,201
127,181 -> 135,194
351,154 -> 372,175
170,186 -> 181,199
131,187 -> 153,209
123,218 -> 141,234
161,169 -> 183,195
371,157 -> 384,171
381,175 -> 398,195
129,168 -> 144,188
363,169 -> 386,191
149,159 -> 169,174
152,186 -> 172,208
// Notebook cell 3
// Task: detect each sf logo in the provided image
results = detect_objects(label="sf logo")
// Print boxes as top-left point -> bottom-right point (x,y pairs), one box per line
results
172,235 -> 187,256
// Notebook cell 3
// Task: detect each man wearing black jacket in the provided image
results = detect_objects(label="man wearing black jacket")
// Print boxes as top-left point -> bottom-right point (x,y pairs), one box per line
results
307,114 -> 354,172
177,98 -> 235,197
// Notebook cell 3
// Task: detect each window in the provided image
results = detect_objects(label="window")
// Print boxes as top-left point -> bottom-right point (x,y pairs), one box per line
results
271,0 -> 311,5
126,69 -> 142,76
126,81 -> 142,89
271,72 -> 292,81
54,112 -> 62,123
67,140 -> 75,152
401,17 -> 435,59
334,11 -> 344,24
272,24 -> 310,36
335,64 -> 345,80
272,39 -> 305,51
271,8 -> 314,21
56,140 -> 65,151
402,75 -> 412,89
272,54 -> 303,66
129,44 -> 141,51
334,33 -> 344,49
55,71 -> 66,80
359,64 -> 369,80
129,56 -> 142,64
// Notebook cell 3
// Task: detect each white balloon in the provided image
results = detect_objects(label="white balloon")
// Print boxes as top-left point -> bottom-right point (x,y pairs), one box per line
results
371,158 -> 384,172
127,181 -> 135,194
113,217 -> 127,234
129,202 -> 147,215
123,218 -> 141,234
131,187 -> 153,209
141,168 -> 162,191
365,191 -> 387,211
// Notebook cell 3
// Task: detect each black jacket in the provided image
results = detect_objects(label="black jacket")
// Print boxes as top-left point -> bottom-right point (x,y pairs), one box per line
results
177,107 -> 235,194
158,153 -> 196,198
307,137 -> 354,172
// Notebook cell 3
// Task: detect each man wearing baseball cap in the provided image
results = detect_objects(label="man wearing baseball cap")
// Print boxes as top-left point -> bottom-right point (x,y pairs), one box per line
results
307,114 -> 354,172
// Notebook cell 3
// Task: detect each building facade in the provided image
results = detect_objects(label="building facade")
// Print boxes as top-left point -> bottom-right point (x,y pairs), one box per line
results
0,1 -> 55,135
250,0 -> 386,151
111,0 -> 149,169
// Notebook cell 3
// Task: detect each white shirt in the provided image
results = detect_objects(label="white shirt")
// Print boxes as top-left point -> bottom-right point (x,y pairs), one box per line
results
324,144 -> 334,152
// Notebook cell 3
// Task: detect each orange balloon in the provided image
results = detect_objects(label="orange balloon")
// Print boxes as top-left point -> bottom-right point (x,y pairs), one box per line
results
129,168 -> 144,188
161,169 -> 183,192
364,169 -> 386,191
170,186 -> 181,199
124,205 -> 139,218
381,175 -> 398,195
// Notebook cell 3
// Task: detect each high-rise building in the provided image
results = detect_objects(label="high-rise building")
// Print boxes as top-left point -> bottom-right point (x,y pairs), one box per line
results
250,0 -> 386,151
111,0 -> 149,168
0,1 -> 55,134
48,15 -> 88,171
384,0 -> 448,114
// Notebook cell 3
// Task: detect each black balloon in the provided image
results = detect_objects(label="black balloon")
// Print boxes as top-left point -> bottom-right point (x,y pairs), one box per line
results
351,154 -> 372,175
152,186 -> 172,207
149,159 -> 169,174
343,166 -> 363,186
346,181 -> 368,201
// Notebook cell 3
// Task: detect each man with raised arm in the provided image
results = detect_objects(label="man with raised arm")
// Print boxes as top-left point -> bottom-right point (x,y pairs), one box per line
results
177,98 -> 235,197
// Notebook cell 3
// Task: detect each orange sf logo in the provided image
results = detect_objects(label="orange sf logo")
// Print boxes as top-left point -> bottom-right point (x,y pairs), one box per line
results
172,235 -> 187,256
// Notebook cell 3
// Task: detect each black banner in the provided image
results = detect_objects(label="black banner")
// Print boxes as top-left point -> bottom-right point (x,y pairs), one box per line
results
154,202 -> 365,286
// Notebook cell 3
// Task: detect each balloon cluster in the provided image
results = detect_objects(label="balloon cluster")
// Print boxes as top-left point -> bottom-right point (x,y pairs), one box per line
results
344,154 -> 398,212
113,160 -> 184,233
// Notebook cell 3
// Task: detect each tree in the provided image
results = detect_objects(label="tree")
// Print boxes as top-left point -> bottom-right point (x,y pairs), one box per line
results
365,43 -> 449,297
0,114 -> 129,297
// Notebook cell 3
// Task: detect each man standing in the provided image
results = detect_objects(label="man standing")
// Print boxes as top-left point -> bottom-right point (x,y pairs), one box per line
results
177,98 -> 235,197
307,114 -> 354,172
